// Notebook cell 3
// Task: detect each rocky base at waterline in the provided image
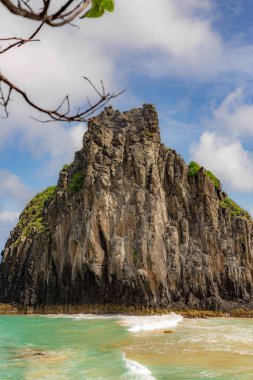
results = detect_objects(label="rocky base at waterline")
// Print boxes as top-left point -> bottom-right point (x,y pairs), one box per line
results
1,104 -> 253,311
1,303 -> 253,319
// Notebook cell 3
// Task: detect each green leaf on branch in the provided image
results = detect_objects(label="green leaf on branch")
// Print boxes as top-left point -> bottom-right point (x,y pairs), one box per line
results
101,0 -> 115,12
86,5 -> 105,18
85,0 -> 115,18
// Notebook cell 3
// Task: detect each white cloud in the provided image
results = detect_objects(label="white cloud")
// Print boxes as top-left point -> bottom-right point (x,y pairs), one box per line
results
0,169 -> 32,204
213,88 -> 253,137
1,0 -> 253,113
190,87 -> 253,193
70,124 -> 87,151
0,0 -> 223,107
190,131 -> 253,192
38,123 -> 87,177
0,210 -> 19,223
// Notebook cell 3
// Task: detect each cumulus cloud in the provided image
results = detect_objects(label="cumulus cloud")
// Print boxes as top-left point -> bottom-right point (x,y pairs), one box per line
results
190,131 -> 253,192
69,124 -> 87,151
190,88 -> 253,192
0,210 -> 19,223
1,0 -> 253,113
213,88 -> 253,137
0,169 -> 32,204
38,123 -> 87,177
0,0 -> 225,109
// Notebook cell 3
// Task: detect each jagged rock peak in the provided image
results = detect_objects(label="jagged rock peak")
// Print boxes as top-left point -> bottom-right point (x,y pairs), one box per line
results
85,104 -> 161,144
0,104 -> 253,313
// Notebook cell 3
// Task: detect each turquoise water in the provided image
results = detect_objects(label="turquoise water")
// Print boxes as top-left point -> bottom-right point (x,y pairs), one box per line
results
0,314 -> 253,379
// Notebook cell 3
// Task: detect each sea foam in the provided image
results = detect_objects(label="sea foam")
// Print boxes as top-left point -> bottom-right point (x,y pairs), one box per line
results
123,354 -> 156,380
120,313 -> 183,332
44,314 -> 117,320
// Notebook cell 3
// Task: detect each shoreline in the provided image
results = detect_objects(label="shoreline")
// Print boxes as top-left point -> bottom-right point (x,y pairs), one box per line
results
1,303 -> 253,318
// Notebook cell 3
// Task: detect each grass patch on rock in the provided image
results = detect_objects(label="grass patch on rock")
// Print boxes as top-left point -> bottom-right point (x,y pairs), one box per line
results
188,162 -> 250,221
221,197 -> 251,221
188,161 -> 201,177
205,170 -> 220,190
13,186 -> 58,245
188,161 -> 220,190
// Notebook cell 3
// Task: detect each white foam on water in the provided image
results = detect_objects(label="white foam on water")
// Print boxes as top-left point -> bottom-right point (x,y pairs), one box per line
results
122,354 -> 156,380
120,313 -> 183,332
200,370 -> 222,378
44,314 -> 118,320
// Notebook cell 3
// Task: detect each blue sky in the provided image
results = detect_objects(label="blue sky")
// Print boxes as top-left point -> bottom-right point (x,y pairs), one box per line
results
1,0 -> 253,250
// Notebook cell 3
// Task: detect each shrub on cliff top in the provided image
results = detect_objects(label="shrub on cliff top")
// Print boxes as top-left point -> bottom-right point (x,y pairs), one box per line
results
188,161 -> 201,177
188,161 -> 220,190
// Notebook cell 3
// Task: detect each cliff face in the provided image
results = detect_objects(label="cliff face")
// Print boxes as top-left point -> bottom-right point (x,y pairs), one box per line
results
1,104 -> 253,311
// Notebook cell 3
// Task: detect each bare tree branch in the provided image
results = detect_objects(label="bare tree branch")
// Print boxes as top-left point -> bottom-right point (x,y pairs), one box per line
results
0,36 -> 40,54
1,0 -> 92,27
0,72 -> 125,122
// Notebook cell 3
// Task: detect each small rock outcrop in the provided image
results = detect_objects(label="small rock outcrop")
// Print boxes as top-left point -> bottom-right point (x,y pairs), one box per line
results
1,104 -> 253,312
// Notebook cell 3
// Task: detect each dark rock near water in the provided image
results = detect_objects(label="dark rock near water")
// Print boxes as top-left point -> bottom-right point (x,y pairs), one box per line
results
1,104 -> 253,312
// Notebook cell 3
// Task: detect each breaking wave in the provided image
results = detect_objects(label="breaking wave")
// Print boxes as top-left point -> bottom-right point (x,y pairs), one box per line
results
122,354 -> 156,380
120,313 -> 183,332
44,314 -> 118,320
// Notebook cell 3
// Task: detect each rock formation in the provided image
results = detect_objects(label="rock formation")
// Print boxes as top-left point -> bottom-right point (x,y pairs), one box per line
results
1,104 -> 253,312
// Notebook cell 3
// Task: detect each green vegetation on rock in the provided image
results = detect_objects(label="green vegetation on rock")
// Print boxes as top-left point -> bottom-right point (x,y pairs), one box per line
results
12,186 -> 58,246
205,170 -> 220,190
188,161 -> 201,177
188,161 -> 250,220
62,164 -> 70,171
69,172 -> 84,192
145,130 -> 154,138
220,197 -> 251,221
188,161 -> 220,190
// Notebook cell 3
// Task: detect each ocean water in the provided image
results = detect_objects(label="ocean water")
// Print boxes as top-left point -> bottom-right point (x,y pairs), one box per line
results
0,313 -> 253,379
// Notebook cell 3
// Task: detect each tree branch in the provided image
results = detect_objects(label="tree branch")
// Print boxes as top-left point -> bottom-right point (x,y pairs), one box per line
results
0,36 -> 40,54
0,72 -> 124,122
0,0 -> 92,26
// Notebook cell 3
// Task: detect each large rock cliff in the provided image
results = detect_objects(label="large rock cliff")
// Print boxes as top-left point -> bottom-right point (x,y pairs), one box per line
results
1,105 -> 253,312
